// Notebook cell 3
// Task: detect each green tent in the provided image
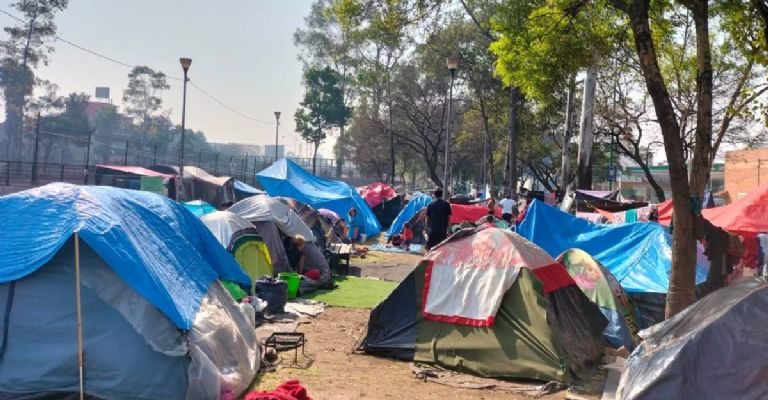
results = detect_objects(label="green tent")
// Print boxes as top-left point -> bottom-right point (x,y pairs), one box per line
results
360,226 -> 607,383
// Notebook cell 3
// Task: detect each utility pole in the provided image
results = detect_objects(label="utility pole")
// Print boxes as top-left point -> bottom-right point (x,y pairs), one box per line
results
152,143 -> 158,165
123,141 -> 129,165
560,75 -> 577,190
83,129 -> 95,184
274,112 -> 281,162
31,112 -> 41,185
575,66 -> 598,190
443,56 -> 459,192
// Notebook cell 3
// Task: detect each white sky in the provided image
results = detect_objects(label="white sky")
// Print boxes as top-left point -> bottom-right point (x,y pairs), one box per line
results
0,0 -> 336,158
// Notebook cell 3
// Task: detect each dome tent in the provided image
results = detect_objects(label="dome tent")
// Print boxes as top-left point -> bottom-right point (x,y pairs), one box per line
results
230,195 -> 331,293
201,211 -> 274,289
558,249 -> 641,350
0,184 -> 259,399
360,226 -> 607,382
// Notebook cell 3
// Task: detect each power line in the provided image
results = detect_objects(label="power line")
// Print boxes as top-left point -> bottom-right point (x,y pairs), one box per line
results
0,8 -> 276,126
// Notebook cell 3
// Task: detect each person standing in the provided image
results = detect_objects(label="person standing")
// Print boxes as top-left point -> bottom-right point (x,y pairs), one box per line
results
425,188 -> 452,250
499,193 -> 517,224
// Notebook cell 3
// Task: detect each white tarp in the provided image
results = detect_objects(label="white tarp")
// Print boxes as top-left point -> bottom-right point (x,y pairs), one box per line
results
201,211 -> 257,249
230,196 -> 316,242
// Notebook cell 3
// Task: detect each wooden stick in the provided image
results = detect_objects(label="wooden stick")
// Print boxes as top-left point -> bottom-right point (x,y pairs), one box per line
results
74,232 -> 85,400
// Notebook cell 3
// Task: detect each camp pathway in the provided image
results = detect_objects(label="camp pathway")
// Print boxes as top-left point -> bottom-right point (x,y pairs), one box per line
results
251,307 -> 595,400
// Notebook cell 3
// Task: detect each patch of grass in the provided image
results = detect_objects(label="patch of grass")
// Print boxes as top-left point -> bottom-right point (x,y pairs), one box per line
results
302,275 -> 398,309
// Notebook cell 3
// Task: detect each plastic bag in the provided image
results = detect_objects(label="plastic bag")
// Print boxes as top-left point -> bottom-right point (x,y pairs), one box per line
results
254,277 -> 288,314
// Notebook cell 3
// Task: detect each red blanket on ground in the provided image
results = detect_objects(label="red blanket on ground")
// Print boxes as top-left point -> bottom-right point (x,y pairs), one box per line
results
245,380 -> 313,400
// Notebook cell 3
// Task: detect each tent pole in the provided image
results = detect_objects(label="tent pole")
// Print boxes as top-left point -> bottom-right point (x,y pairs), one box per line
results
74,232 -> 85,400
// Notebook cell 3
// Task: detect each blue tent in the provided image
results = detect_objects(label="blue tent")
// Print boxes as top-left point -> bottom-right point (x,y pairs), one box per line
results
256,158 -> 381,237
0,183 -> 258,399
517,200 -> 708,293
184,200 -> 217,218
1,183 -> 250,328
387,192 -> 433,237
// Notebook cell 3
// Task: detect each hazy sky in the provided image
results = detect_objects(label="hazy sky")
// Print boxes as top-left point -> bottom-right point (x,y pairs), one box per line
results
0,0 -> 332,157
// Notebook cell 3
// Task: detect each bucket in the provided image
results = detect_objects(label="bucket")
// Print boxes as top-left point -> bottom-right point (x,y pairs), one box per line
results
359,234 -> 368,242
278,272 -> 301,300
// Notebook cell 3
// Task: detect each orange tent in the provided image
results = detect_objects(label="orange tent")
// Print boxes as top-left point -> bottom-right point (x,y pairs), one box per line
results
701,185 -> 768,237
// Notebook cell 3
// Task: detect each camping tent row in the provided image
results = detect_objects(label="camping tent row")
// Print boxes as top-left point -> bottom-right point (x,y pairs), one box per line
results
0,183 -> 259,399
190,195 -> 334,294
95,164 -> 264,206
386,193 -> 502,239
517,199 -> 710,326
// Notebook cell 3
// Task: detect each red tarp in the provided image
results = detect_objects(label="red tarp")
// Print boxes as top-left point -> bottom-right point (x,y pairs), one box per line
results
701,185 -> 768,237
358,182 -> 397,209
657,199 -> 673,226
450,203 -> 501,224
97,165 -> 174,178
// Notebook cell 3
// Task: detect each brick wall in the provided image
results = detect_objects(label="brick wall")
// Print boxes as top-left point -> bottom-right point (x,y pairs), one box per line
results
724,148 -> 768,200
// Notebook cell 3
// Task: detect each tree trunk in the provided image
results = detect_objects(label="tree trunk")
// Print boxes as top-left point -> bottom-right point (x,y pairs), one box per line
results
336,123 -> 345,178
687,2 -> 714,198
506,87 -> 521,196
312,140 -> 320,175
625,0 -> 697,318
561,74 -> 577,189
576,66 -> 598,190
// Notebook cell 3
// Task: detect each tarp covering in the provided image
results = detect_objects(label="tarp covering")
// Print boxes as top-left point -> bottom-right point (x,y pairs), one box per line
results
423,227 -> 572,326
387,192 -> 432,237
701,184 -> 768,236
234,179 -> 265,201
256,158 -> 381,237
229,195 -> 316,242
95,165 -> 175,179
184,200 -> 217,218
0,183 -> 250,329
617,277 -> 768,400
450,203 -> 501,224
517,200 -> 709,293
275,197 -> 342,249
358,181 -> 397,209
558,249 -> 640,350
149,165 -> 235,206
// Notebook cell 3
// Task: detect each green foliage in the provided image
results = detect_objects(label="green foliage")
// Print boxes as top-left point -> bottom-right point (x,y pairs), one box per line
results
122,66 -> 170,124
490,0 -> 623,103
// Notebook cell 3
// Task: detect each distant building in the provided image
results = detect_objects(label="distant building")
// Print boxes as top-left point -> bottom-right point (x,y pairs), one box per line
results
724,148 -> 768,201
619,163 -> 724,202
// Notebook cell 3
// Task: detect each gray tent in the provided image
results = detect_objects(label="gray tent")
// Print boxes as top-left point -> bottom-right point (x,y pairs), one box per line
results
618,277 -> 768,400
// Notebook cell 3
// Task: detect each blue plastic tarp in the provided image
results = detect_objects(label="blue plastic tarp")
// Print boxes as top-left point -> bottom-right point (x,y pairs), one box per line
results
0,183 -> 250,329
234,180 -> 264,195
184,200 -> 217,218
256,159 -> 381,237
386,192 -> 433,237
517,200 -> 708,293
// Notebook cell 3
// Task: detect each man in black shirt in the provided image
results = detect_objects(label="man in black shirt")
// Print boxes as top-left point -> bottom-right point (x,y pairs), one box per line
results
425,188 -> 452,250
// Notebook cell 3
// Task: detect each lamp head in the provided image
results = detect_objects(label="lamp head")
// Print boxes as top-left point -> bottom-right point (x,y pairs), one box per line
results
274,111 -> 281,121
445,56 -> 459,73
179,58 -> 192,72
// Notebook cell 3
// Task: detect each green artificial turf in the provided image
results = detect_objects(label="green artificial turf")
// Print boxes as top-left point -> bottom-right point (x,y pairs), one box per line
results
302,275 -> 398,309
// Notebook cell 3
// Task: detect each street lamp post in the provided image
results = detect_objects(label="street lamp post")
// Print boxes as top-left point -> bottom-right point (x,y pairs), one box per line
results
443,55 -> 459,193
274,111 -> 281,162
179,58 -> 192,189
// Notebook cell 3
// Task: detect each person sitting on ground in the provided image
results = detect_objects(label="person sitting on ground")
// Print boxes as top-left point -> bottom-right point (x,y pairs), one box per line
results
499,193 -> 517,223
283,235 -> 321,281
402,222 -> 413,251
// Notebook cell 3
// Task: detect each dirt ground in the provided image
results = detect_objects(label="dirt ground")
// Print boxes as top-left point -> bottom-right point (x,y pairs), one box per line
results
251,251 -> 604,400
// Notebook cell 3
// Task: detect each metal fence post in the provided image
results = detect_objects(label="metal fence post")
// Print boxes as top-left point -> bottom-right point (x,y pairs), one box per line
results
124,141 -> 129,165
31,113 -> 41,185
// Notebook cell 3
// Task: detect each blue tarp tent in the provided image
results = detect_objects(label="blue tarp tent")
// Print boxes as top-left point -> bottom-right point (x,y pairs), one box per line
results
0,183 -> 250,328
517,200 -> 708,293
386,192 -> 433,237
0,183 -> 258,399
256,158 -> 381,237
